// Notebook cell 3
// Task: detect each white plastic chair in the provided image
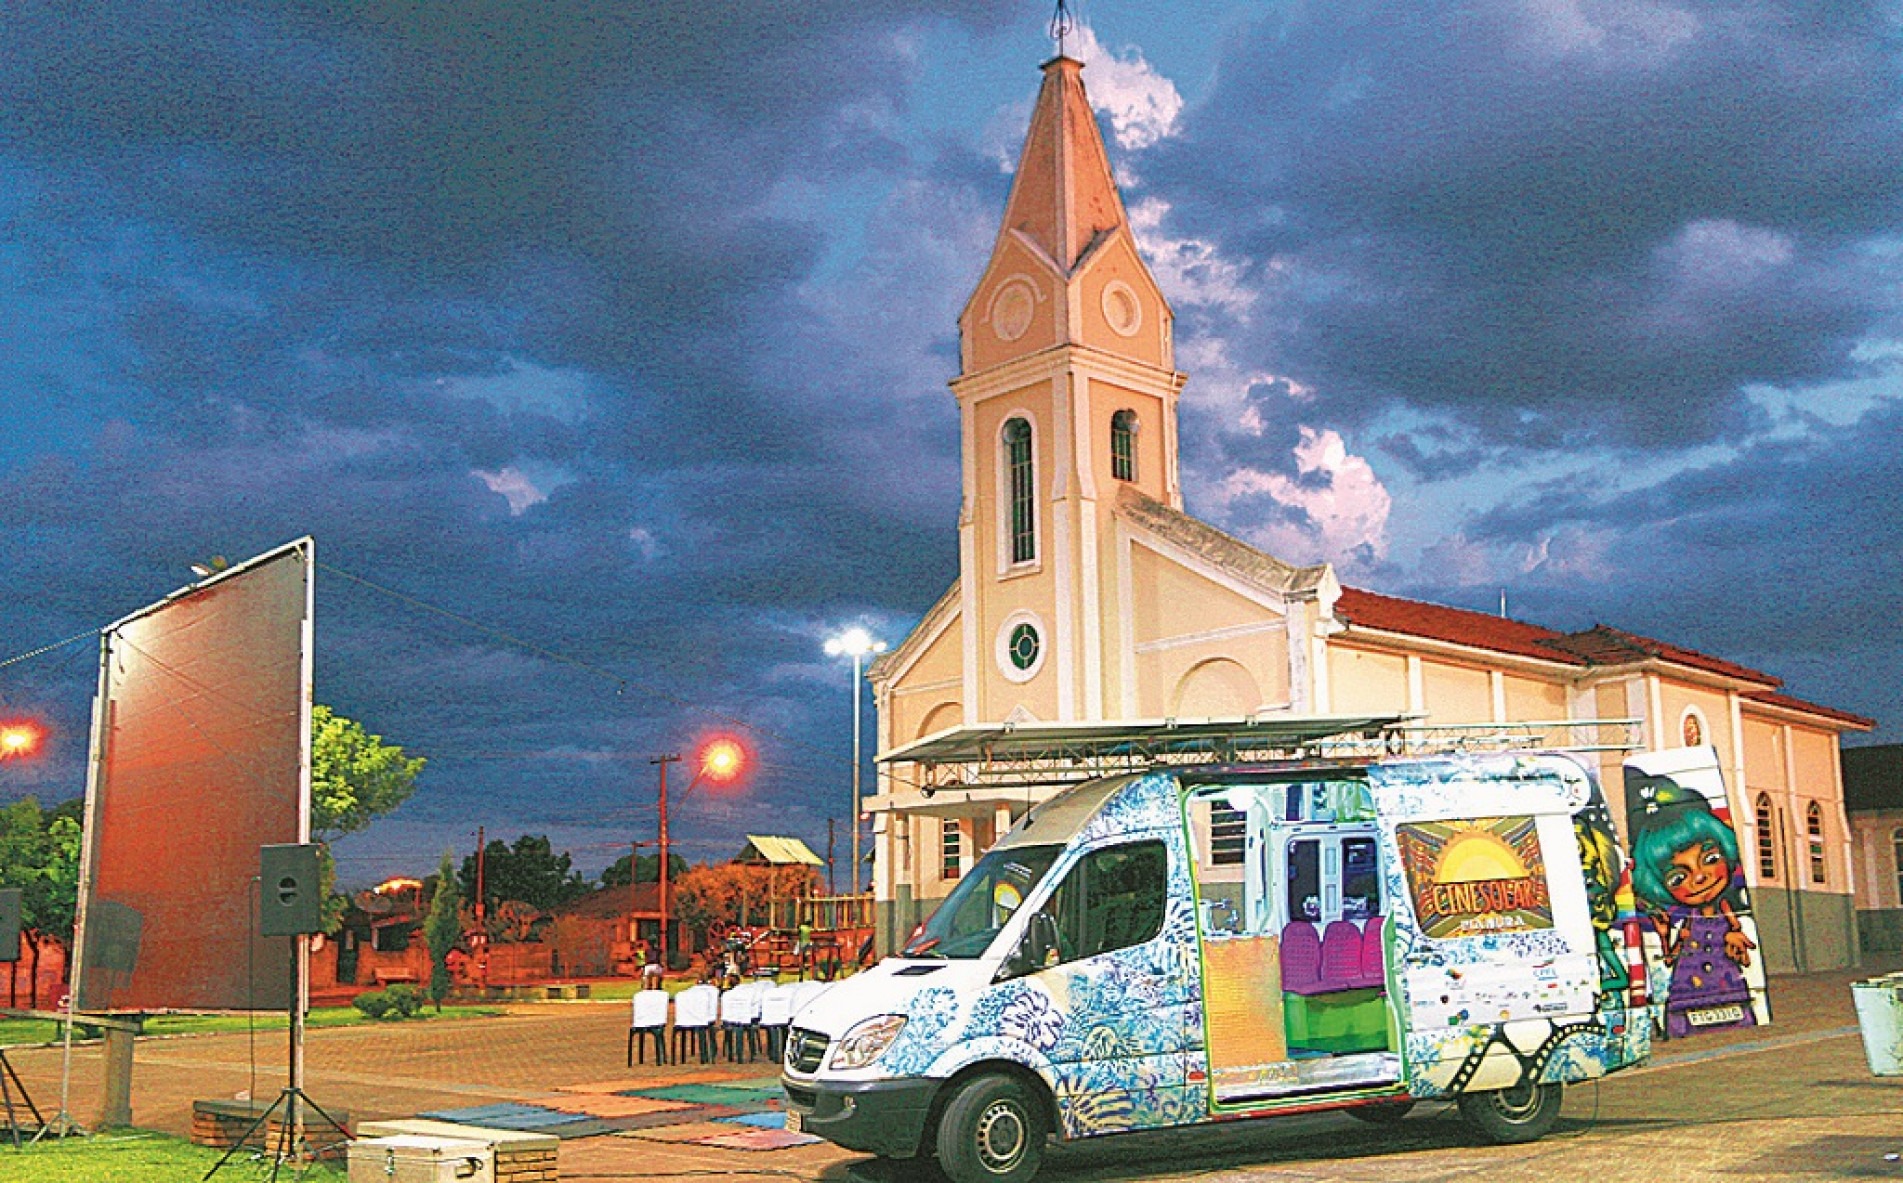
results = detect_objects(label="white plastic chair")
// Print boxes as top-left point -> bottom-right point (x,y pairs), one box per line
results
629,988 -> 670,1065
759,982 -> 796,1062
672,983 -> 719,1064
720,982 -> 765,1062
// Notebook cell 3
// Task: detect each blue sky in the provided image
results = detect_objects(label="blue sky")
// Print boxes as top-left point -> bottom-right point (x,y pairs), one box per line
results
2,2 -> 1898,886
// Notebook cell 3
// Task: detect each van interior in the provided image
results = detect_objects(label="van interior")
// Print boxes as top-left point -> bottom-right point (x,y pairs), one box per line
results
1186,778 -> 1402,1105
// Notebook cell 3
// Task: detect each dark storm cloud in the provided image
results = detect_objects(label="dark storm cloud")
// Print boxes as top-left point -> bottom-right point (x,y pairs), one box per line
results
0,1 -> 1009,879
1150,0 -> 1903,463
1406,397 -> 1903,732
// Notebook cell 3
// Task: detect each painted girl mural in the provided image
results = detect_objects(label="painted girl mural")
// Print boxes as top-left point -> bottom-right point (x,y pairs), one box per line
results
1626,771 -> 1759,1038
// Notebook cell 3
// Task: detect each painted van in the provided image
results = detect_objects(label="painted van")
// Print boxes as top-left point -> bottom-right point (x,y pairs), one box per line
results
781,746 -> 1755,1183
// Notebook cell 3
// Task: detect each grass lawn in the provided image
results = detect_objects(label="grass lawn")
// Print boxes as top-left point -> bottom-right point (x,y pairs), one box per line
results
0,1129 -> 345,1182
0,1004 -> 503,1049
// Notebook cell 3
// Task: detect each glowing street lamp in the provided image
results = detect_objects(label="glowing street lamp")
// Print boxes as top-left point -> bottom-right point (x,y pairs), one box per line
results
825,628 -> 886,897
649,735 -> 747,972
0,721 -> 43,760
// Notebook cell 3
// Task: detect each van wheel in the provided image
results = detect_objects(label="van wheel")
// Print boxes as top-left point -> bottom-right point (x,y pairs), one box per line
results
936,1075 -> 1045,1183
1345,1099 -> 1415,1124
1457,1080 -> 1562,1144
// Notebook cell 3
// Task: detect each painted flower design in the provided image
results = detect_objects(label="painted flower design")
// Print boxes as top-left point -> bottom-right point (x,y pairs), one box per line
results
999,988 -> 1064,1049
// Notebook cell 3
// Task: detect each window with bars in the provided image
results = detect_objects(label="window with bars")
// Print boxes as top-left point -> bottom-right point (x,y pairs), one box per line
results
1111,409 -> 1138,482
1807,801 -> 1826,885
1208,803 -> 1246,866
942,821 -> 963,882
1755,793 -> 1777,881
1004,418 -> 1035,564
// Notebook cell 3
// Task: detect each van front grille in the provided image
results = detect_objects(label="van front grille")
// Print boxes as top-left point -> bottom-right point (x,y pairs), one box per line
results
786,1027 -> 829,1074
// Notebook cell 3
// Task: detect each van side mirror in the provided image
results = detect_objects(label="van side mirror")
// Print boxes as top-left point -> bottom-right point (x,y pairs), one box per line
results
1001,911 -> 1060,980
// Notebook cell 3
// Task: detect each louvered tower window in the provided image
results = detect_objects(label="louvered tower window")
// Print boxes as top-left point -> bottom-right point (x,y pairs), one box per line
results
1111,409 -> 1138,481
1004,418 -> 1035,563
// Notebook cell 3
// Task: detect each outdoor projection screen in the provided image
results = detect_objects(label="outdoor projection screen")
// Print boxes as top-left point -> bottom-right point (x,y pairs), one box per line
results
74,539 -> 312,1011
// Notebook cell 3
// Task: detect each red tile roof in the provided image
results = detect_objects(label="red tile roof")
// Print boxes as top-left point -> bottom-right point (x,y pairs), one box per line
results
1744,690 -> 1875,730
1542,625 -> 1777,686
1334,587 -> 1869,730
1333,586 -> 1584,665
563,883 -> 664,920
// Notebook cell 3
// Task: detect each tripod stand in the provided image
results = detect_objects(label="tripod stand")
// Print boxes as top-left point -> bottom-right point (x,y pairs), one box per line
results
204,935 -> 348,1181
0,1047 -> 46,1149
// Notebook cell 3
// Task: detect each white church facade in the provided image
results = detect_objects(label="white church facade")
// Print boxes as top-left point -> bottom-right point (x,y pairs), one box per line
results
864,54 -> 1872,973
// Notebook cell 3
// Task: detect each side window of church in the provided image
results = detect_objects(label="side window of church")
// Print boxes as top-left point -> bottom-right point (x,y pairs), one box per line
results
1111,409 -> 1138,482
1003,417 -> 1035,563
1044,840 -> 1166,963
1806,802 -> 1826,885
1754,793 -> 1777,881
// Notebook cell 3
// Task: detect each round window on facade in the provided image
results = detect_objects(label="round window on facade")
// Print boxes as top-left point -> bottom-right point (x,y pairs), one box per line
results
995,612 -> 1046,683
1008,623 -> 1040,670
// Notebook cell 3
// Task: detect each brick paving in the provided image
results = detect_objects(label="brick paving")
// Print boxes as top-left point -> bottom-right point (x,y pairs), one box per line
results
4,960 -> 1900,1181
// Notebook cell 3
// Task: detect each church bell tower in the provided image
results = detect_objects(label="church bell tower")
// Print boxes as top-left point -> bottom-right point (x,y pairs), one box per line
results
952,52 -> 1187,725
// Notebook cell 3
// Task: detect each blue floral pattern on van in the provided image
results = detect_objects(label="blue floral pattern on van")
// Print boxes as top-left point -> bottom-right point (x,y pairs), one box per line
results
879,772 -> 1211,1139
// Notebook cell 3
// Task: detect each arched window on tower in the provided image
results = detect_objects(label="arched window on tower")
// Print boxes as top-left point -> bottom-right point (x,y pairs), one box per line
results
1755,793 -> 1776,881
1003,417 -> 1036,564
1806,801 -> 1826,885
1111,409 -> 1138,482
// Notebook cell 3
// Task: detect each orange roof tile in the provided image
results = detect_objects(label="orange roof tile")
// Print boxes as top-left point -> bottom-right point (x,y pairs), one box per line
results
1333,586 -> 1583,665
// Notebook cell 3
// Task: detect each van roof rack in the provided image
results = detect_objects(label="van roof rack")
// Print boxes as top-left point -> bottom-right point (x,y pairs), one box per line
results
880,715 -> 1642,791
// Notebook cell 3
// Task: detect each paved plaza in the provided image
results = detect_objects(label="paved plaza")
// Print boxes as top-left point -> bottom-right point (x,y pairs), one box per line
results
4,961 -> 1901,1181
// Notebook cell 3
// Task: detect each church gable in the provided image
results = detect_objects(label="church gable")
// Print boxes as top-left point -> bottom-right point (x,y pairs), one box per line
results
960,235 -> 1063,374
1074,229 -> 1172,371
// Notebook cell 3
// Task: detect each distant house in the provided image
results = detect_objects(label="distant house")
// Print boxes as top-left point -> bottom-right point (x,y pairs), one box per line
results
1848,745 -> 1903,954
559,881 -> 678,973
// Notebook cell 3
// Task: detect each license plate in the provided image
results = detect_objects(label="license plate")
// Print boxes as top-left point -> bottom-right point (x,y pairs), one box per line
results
784,1111 -> 802,1133
1687,1004 -> 1745,1027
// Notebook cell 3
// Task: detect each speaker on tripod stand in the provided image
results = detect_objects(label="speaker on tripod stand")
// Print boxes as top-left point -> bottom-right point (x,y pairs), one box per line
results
205,844 -> 349,1181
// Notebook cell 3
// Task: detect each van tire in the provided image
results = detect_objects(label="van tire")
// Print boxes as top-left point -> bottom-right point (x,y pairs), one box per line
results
1457,1080 -> 1563,1144
935,1074 -> 1045,1183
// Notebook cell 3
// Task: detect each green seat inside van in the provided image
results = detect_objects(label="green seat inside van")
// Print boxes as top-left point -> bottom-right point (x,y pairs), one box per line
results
1284,988 -> 1389,1055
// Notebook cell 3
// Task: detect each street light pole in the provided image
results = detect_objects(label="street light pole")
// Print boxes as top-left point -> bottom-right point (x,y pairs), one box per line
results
648,739 -> 743,978
825,629 -> 886,901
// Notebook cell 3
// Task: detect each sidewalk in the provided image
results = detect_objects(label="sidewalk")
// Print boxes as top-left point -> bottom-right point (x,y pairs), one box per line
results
3,958 -> 1895,1181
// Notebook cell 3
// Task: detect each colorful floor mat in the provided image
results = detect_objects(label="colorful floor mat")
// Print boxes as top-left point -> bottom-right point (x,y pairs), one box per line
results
716,1111 -> 788,1129
626,1083 -> 781,1106
551,1094 -> 693,1119
617,1121 -> 743,1144
417,1103 -> 591,1129
698,1128 -> 823,1151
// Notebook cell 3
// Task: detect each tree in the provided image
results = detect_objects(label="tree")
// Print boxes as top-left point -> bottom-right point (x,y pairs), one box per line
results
599,850 -> 688,888
311,705 -> 426,841
458,834 -> 588,915
423,852 -> 460,1011
311,705 -> 426,932
672,862 -> 818,945
0,797 -> 81,1008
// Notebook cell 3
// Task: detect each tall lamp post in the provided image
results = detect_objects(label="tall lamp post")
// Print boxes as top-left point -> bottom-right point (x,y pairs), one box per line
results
825,628 -> 886,899
649,738 -> 744,972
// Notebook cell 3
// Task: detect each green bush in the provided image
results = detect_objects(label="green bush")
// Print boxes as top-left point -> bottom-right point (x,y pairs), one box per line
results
352,990 -> 395,1019
385,983 -> 424,1018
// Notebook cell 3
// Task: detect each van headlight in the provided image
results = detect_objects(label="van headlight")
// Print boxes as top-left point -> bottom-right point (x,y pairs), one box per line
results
828,1014 -> 908,1070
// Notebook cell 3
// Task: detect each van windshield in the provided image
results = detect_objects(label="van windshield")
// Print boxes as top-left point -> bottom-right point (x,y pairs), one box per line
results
902,844 -> 1064,959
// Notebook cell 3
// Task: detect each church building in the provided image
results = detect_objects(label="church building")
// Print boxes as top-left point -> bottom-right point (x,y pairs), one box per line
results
864,54 -> 1872,973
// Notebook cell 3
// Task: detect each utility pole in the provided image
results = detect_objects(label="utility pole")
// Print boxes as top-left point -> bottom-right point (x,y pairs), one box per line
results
651,754 -> 681,972
826,818 -> 837,895
474,825 -> 488,990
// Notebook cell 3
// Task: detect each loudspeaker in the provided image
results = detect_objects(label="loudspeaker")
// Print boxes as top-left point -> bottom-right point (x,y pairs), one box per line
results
259,844 -> 323,936
0,888 -> 20,963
